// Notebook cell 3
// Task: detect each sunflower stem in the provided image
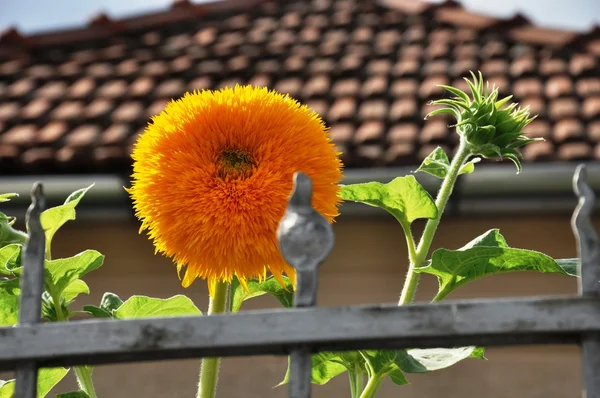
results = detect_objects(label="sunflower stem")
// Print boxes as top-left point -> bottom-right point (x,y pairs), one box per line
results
399,140 -> 471,305
197,281 -> 229,398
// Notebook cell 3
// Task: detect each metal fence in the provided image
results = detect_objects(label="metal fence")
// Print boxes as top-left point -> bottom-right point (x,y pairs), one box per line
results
1,164 -> 599,398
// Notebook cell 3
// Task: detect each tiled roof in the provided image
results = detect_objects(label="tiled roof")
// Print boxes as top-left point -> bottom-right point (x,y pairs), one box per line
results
1,0 -> 599,175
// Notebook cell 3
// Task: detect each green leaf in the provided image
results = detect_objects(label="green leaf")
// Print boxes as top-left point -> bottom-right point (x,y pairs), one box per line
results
0,244 -> 21,275
415,147 -> 450,179
57,391 -> 90,398
416,147 -> 481,179
0,380 -> 14,398
417,229 -> 572,300
395,347 -> 483,373
82,305 -> 112,318
40,184 -> 94,249
62,279 -> 90,303
37,367 -> 70,398
0,193 -> 18,203
0,278 -> 20,326
278,352 -> 348,386
340,176 -> 437,229
556,258 -> 579,277
458,157 -> 481,175
0,368 -> 71,398
45,250 -> 104,298
230,275 -> 293,313
363,351 -> 409,386
114,295 -> 201,319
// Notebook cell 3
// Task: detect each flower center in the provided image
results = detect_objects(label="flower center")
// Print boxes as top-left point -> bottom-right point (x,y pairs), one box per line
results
216,149 -> 255,179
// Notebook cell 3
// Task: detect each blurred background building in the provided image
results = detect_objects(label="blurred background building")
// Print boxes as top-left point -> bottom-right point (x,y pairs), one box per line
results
1,0 -> 599,396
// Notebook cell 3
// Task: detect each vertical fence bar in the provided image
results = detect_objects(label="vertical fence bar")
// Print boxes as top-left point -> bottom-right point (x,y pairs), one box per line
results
15,183 -> 46,398
277,172 -> 334,398
571,165 -> 600,398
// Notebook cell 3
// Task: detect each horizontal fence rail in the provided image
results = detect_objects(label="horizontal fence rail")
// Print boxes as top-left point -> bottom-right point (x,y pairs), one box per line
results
1,165 -> 599,398
1,296 -> 600,371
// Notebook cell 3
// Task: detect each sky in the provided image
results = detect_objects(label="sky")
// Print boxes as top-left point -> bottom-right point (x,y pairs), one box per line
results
0,0 -> 598,34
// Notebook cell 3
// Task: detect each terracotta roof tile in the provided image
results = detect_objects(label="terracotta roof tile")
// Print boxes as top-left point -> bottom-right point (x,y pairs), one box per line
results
66,125 -> 100,147
0,0 -> 598,174
68,78 -> 95,99
582,96 -> 600,119
355,121 -> 384,144
147,100 -> 168,118
303,75 -> 330,97
588,121 -> 600,142
21,99 -> 50,120
38,121 -> 67,144
576,77 -> 600,96
113,102 -> 144,123
545,75 -> 573,98
420,120 -> 449,143
553,119 -> 585,142
513,77 -> 543,98
549,97 -> 579,120
390,98 -> 418,121
523,140 -> 555,161
558,142 -> 592,161
388,123 -> 418,144
1,125 -> 36,146
52,101 -> 84,120
359,100 -> 388,120
329,97 -> 356,122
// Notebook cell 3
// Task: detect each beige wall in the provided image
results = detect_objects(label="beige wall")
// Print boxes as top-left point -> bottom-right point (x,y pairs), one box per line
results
5,215 -> 589,397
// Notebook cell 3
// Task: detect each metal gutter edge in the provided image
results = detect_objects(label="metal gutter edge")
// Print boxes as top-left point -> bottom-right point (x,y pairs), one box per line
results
1,162 -> 599,220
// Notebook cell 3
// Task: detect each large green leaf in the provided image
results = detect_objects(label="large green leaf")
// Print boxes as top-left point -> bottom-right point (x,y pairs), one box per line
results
62,279 -> 90,303
416,229 -> 573,300
0,380 -> 14,398
415,147 -> 480,179
114,295 -> 201,319
0,368 -> 69,398
395,347 -> 484,373
0,244 -> 21,275
40,184 -> 93,249
37,367 -> 70,397
230,275 -> 294,313
44,250 -> 104,298
278,352 -> 351,387
362,351 -> 408,386
339,176 -> 437,229
0,278 -> 20,326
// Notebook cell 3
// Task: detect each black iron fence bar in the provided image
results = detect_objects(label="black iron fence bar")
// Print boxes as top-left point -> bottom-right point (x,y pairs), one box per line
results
14,183 -> 45,398
0,295 -> 599,371
572,166 -> 600,397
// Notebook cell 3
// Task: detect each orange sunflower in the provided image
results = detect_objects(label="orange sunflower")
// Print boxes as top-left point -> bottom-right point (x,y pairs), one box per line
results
128,85 -> 343,291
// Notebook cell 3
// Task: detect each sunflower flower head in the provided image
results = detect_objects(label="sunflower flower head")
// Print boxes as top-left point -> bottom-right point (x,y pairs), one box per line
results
427,71 -> 539,172
128,85 -> 343,292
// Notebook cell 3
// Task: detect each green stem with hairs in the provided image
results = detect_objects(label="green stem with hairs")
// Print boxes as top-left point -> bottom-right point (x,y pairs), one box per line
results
197,281 -> 229,398
399,141 -> 471,305
51,291 -> 97,398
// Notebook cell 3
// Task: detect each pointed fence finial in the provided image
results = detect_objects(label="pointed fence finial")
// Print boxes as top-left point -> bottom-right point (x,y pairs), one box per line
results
277,172 -> 335,398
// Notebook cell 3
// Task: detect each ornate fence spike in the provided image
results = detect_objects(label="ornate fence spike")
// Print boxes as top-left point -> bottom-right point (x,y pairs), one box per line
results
277,172 -> 335,398
571,164 -> 600,398
15,182 -> 46,398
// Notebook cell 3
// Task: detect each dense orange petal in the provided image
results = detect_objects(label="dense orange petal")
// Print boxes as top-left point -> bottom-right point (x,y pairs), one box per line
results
128,85 -> 343,289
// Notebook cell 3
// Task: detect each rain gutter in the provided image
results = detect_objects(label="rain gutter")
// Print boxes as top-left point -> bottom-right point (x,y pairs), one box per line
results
0,162 -> 598,220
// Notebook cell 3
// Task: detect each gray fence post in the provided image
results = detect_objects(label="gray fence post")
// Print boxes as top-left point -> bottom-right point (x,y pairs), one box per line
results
572,165 -> 600,398
15,183 -> 46,398
277,172 -> 334,398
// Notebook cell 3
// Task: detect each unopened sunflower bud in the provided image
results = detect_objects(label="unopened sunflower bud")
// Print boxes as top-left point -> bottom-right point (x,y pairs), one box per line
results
427,71 -> 539,172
